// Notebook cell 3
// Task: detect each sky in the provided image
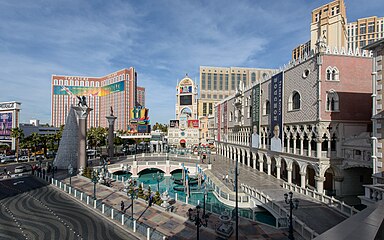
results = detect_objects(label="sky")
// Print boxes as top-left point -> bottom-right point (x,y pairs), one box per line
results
0,0 -> 383,125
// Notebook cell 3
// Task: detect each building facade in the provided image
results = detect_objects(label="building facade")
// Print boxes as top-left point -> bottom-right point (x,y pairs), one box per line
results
0,101 -> 21,150
168,75 -> 200,149
366,39 -> 384,176
137,86 -> 146,107
292,0 -> 383,60
198,66 -> 276,117
215,45 -> 373,197
51,68 -> 139,130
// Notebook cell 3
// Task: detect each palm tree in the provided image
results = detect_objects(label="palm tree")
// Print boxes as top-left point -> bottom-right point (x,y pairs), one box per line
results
10,128 -> 24,161
20,136 -> 33,162
30,132 -> 41,161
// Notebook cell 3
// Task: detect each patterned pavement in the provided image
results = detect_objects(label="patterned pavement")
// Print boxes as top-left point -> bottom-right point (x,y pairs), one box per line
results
63,174 -> 293,240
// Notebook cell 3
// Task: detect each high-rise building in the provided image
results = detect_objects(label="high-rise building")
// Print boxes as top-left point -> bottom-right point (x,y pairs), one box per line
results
51,68 -> 138,130
0,101 -> 21,150
347,16 -> 384,50
198,66 -> 276,117
292,0 -> 384,60
137,86 -> 146,107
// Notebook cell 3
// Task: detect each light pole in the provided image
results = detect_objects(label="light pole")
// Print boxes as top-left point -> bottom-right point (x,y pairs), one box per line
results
284,191 -> 299,240
134,143 -> 137,161
127,181 -> 138,219
187,205 -> 209,240
203,188 -> 208,219
91,171 -> 99,199
68,164 -> 73,185
152,171 -> 163,192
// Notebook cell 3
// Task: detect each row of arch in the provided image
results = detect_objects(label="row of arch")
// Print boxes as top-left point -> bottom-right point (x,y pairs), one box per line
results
217,143 -> 341,194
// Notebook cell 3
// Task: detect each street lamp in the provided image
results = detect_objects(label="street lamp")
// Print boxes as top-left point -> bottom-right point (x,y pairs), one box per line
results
91,170 -> 100,199
68,164 -> 73,185
152,171 -> 163,192
284,191 -> 299,240
127,181 -> 138,219
187,205 -> 209,240
202,188 -> 208,219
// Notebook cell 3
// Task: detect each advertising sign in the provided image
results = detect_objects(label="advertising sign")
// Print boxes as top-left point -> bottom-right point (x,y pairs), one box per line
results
53,81 -> 124,97
137,125 -> 149,133
0,112 -> 12,140
270,72 -> 283,152
169,120 -> 179,128
251,84 -> 260,149
217,103 -> 221,142
130,107 -> 150,125
188,120 -> 199,128
179,86 -> 192,94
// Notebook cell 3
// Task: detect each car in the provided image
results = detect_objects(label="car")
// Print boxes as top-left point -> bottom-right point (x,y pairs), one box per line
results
14,165 -> 27,173
18,156 -> 29,162
1,156 -> 16,164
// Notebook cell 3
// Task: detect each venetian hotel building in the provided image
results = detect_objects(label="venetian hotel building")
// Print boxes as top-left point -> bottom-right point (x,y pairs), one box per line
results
51,68 -> 142,130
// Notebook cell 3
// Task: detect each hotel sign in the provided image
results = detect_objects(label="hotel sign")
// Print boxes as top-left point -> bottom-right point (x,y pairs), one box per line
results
0,102 -> 17,111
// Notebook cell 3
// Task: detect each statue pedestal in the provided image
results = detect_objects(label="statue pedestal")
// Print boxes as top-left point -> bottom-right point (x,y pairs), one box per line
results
106,115 -> 117,158
73,106 -> 93,171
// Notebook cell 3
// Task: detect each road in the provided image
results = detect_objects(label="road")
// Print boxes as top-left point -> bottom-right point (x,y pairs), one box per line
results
0,176 -> 138,240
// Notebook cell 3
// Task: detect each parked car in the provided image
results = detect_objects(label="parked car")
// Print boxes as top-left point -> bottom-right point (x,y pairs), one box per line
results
1,155 -> 16,164
15,165 -> 27,173
19,156 -> 29,162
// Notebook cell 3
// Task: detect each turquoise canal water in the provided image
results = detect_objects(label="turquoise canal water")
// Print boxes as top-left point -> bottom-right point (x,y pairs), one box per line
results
112,168 -> 276,227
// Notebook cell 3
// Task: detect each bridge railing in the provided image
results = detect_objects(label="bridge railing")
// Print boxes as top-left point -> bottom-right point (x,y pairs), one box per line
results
241,184 -> 319,240
282,182 -> 359,217
34,173 -> 167,240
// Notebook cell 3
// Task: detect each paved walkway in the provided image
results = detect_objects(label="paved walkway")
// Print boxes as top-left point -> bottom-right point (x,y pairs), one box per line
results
209,155 -> 347,234
60,173 -> 293,240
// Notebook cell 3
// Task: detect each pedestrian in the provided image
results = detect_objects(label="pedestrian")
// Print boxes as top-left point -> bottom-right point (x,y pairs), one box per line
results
222,175 -> 225,180
120,200 -> 125,212
3,167 -> 7,175
225,174 -> 228,183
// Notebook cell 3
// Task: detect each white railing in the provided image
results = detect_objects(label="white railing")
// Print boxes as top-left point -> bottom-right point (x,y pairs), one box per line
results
282,182 -> 359,217
241,184 -> 318,240
362,184 -> 384,202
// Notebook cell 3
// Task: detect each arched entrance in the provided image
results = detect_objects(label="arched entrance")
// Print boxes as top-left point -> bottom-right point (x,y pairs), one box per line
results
280,159 -> 288,181
180,139 -> 186,148
307,165 -> 316,189
292,161 -> 300,185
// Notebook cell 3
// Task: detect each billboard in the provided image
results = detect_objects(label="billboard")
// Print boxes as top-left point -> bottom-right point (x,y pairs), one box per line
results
188,120 -> 199,128
53,81 -> 124,97
251,84 -> 260,149
0,112 -> 12,140
180,95 -> 192,105
137,125 -> 149,133
179,85 -> 192,94
270,72 -> 283,152
169,120 -> 179,128
130,107 -> 150,125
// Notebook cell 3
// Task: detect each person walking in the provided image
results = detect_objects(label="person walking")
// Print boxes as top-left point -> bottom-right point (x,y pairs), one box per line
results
120,200 -> 125,212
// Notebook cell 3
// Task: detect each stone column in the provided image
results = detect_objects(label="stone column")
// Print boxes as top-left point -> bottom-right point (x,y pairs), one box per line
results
316,139 -> 323,158
73,106 -> 93,171
308,138 -> 312,157
259,160 -> 263,172
286,136 -> 290,153
106,115 -> 117,158
315,176 -> 325,194
275,157 -> 281,179
300,171 -> 306,188
287,167 -> 292,184
300,138 -> 304,155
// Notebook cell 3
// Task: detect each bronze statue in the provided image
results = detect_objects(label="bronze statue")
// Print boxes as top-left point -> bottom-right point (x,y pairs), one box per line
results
77,96 -> 88,107
110,106 -> 114,116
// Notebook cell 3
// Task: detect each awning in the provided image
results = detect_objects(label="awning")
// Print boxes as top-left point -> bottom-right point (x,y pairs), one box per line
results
180,139 -> 186,144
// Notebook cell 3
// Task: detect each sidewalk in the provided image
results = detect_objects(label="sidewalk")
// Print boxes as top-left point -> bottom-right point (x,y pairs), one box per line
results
62,174 -> 291,240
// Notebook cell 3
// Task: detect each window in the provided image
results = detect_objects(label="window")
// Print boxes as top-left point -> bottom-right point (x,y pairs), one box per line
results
326,91 -> 339,111
203,103 -> 207,116
219,74 -> 223,90
213,74 -> 217,90
242,74 -> 247,87
201,73 -> 206,90
229,112 -> 233,121
368,22 -> 375,33
263,100 -> 270,115
326,67 -> 339,81
302,69 -> 310,78
360,24 -> 366,34
251,72 -> 256,83
209,103 -> 213,115
288,91 -> 301,111
225,74 -> 229,90
207,73 -> 212,90
54,79 -> 58,85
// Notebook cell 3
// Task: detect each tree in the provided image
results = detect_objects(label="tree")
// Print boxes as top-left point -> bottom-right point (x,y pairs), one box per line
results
20,135 -> 33,162
152,122 -> 168,133
10,128 -> 24,161
87,127 -> 107,153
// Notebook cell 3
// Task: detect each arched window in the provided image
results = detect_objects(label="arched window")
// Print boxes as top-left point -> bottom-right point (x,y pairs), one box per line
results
263,100 -> 270,115
64,80 -> 68,85
59,80 -> 63,85
288,91 -> 301,111
326,67 -> 332,80
54,79 -> 58,85
332,67 -> 339,80
326,91 -> 339,111
251,72 -> 256,83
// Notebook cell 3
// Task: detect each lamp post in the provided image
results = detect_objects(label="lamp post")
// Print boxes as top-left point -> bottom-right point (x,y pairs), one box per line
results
187,205 -> 209,240
127,182 -> 138,219
68,164 -> 73,185
203,188 -> 208,219
91,171 -> 99,199
152,171 -> 163,192
134,143 -> 137,161
284,191 -> 299,240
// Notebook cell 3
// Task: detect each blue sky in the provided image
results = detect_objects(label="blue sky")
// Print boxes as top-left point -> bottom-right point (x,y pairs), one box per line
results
0,0 -> 383,125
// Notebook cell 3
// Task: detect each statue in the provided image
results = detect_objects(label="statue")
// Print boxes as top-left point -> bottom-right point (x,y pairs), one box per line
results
76,96 -> 88,107
110,106 -> 114,116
